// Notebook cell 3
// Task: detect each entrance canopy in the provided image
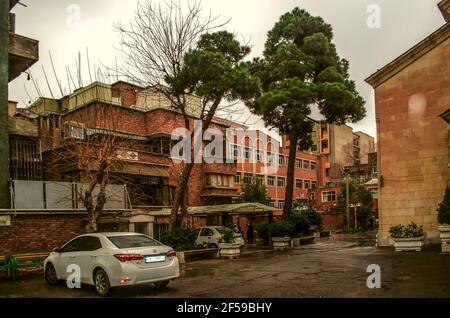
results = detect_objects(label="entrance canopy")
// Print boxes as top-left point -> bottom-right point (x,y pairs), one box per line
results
149,202 -> 278,217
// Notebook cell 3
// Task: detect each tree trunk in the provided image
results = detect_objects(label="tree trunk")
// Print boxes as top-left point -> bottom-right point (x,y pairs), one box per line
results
86,212 -> 99,233
170,162 -> 194,230
169,97 -> 223,229
283,129 -> 298,217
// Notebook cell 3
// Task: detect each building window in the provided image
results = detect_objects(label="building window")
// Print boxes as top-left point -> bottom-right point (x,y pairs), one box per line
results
303,160 -> 310,170
267,152 -> 274,164
256,150 -> 264,161
233,145 -> 241,158
268,201 -> 276,208
256,174 -> 264,184
369,188 -> 378,199
296,179 -> 303,189
311,181 -> 317,189
205,174 -> 233,188
63,123 -> 85,140
321,140 -> 329,152
311,161 -> 316,170
234,173 -> 241,184
322,191 -> 337,202
243,173 -> 253,184
310,192 -> 316,203
321,125 -> 328,137
267,176 -> 275,187
311,144 -> 318,152
277,177 -> 285,187
277,200 -> 285,210
244,148 -> 252,160
295,159 -> 302,169
304,180 -> 311,189
278,155 -> 285,166
149,136 -> 171,156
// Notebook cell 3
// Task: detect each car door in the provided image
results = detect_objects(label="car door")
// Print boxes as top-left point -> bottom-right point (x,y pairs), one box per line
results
199,228 -> 214,246
76,236 -> 103,284
57,237 -> 84,280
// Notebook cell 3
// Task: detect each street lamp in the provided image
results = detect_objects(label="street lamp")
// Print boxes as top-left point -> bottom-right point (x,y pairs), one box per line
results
344,169 -> 350,231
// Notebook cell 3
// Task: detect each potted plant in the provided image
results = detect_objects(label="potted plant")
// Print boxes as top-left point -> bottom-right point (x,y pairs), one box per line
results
437,187 -> 450,253
271,219 -> 293,250
218,227 -> 241,259
389,222 -> 425,252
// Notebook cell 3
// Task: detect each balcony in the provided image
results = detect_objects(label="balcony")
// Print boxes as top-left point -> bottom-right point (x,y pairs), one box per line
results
8,33 -> 39,82
201,187 -> 237,198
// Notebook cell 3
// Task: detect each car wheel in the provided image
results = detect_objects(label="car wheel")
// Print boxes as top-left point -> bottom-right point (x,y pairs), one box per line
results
94,269 -> 111,297
209,243 -> 218,248
153,280 -> 170,288
45,263 -> 60,285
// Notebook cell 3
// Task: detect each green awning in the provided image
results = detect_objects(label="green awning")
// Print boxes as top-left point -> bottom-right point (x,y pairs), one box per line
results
149,202 -> 277,217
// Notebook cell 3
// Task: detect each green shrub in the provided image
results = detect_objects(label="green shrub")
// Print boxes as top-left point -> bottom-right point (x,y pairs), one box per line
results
221,227 -> 235,243
255,222 -> 271,245
159,227 -> 201,251
300,208 -> 322,229
389,222 -> 424,238
437,188 -> 450,224
288,212 -> 310,237
270,218 -> 294,237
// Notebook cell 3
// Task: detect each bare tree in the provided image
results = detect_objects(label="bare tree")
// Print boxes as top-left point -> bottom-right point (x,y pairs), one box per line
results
42,107 -> 151,232
111,0 -> 243,228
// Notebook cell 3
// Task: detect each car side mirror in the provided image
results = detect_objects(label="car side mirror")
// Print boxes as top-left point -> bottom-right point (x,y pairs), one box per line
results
53,247 -> 62,253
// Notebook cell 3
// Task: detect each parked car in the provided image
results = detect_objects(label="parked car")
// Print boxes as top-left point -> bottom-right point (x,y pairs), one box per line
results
195,226 -> 245,248
44,232 -> 180,296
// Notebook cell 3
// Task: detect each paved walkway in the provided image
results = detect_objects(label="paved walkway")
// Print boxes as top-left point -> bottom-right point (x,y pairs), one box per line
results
1,234 -> 449,297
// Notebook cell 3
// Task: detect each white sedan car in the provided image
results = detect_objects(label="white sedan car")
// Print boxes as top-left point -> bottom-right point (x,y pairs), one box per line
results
44,232 -> 180,296
195,226 -> 245,247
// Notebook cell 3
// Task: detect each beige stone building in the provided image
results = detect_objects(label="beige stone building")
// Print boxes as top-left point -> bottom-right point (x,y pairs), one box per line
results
308,122 -> 375,177
366,0 -> 450,246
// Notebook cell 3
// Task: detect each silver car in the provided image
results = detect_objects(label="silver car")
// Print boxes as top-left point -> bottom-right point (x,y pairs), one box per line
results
44,232 -> 180,296
195,226 -> 245,247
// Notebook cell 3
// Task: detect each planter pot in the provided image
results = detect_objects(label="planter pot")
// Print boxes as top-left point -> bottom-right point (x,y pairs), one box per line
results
438,225 -> 450,243
291,238 -> 300,247
438,225 -> 450,253
391,236 -> 425,252
272,237 -> 291,250
218,243 -> 241,259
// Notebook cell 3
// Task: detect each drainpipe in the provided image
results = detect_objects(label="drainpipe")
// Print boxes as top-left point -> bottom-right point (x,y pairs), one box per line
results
0,1 -> 10,209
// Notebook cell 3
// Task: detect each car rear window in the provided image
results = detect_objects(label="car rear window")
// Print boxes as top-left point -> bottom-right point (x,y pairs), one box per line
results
107,235 -> 162,248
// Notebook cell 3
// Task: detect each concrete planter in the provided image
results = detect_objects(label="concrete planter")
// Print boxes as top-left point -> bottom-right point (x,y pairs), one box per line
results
218,243 -> 241,259
438,225 -> 450,253
438,225 -> 450,243
391,236 -> 425,252
291,238 -> 300,247
272,237 -> 291,250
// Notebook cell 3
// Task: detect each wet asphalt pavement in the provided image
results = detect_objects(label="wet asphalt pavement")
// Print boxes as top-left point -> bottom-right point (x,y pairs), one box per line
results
1,233 -> 450,298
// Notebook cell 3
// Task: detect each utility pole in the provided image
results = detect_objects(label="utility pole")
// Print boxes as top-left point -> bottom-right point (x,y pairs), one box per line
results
0,1 -> 10,209
345,171 -> 350,231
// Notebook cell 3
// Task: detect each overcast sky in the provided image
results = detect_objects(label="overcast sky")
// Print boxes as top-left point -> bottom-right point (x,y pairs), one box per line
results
8,0 -> 447,139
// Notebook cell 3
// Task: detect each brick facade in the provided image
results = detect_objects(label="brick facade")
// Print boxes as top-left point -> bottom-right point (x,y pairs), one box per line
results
0,214 -> 85,254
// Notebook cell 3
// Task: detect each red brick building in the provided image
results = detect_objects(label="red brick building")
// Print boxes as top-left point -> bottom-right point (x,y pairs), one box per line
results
0,79 -> 367,251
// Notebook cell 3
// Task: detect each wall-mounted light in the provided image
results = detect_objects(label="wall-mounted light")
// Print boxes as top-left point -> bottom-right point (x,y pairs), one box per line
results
23,71 -> 30,80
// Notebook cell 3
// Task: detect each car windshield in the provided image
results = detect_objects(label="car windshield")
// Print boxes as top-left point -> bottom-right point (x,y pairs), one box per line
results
107,235 -> 162,248
214,227 -> 225,234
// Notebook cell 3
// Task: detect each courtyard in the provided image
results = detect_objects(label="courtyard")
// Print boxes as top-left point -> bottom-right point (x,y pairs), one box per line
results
1,233 -> 449,298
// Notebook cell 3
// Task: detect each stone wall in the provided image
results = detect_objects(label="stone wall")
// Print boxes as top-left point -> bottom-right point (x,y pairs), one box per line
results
375,38 -> 450,245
